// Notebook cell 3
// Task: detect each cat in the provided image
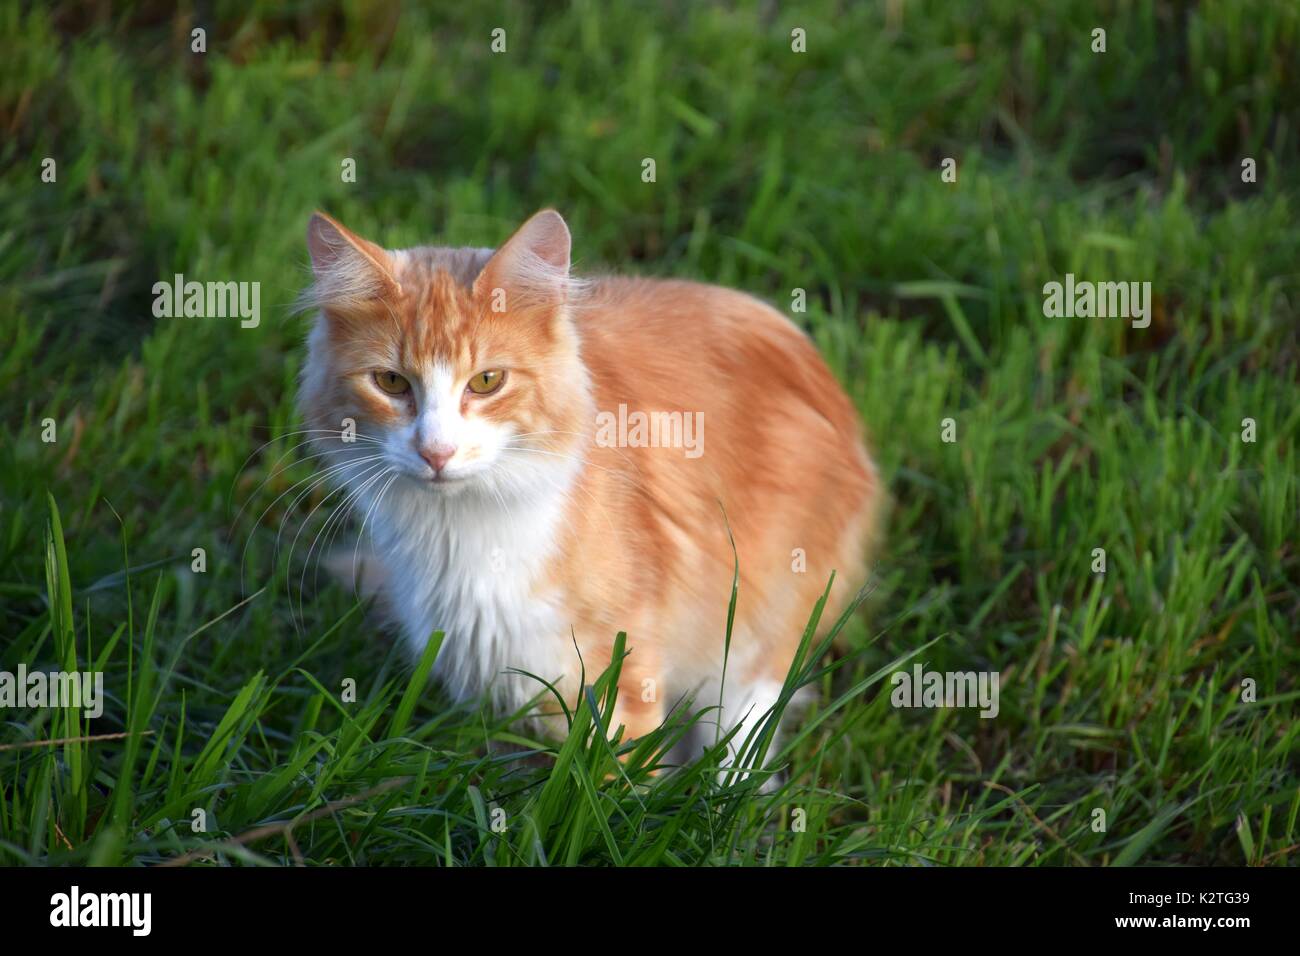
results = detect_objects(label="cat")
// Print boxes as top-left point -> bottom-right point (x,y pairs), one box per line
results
296,208 -> 882,772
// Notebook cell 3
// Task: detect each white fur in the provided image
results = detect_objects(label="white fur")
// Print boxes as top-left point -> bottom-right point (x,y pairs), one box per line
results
666,676 -> 787,786
378,467 -> 580,716
336,417 -> 584,720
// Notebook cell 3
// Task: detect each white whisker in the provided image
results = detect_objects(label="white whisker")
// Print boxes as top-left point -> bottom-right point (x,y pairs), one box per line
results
289,462 -> 390,632
241,452 -> 386,596
351,470 -> 402,591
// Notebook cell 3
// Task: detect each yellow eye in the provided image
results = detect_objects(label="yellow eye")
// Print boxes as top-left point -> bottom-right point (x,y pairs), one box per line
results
374,371 -> 410,395
467,369 -> 506,395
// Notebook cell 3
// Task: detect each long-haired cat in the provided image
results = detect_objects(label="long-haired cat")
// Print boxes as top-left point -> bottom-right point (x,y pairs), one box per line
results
296,208 -> 881,770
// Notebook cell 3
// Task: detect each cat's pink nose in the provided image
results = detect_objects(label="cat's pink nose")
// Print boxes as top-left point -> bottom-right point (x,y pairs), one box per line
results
419,443 -> 457,474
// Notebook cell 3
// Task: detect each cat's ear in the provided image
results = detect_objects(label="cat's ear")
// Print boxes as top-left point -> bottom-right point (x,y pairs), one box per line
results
301,212 -> 399,313
473,209 -> 575,311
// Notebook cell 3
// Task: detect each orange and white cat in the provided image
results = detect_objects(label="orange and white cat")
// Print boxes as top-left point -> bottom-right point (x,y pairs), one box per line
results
297,209 -> 881,768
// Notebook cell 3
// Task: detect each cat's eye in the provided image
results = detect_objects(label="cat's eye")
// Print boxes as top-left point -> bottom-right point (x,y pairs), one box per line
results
374,371 -> 411,395
467,370 -> 506,396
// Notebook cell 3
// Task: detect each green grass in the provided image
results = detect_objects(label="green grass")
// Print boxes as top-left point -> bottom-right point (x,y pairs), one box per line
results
1,0 -> 1297,866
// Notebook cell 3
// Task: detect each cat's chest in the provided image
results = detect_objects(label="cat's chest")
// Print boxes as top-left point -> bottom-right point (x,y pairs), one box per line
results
375,484 -> 572,706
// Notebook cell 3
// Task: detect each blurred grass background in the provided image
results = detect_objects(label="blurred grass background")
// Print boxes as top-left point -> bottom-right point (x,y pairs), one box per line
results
0,0 -> 1297,865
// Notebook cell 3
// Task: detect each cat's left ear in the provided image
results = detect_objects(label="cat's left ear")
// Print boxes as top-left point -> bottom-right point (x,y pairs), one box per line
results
302,211 -> 400,315
473,209 -> 574,311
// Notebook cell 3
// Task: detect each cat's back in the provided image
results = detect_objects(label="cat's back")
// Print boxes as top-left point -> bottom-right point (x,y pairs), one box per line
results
575,275 -> 865,453
577,275 -> 807,355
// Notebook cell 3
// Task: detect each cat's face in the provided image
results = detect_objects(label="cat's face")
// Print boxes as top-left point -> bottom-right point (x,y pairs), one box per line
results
297,210 -> 591,500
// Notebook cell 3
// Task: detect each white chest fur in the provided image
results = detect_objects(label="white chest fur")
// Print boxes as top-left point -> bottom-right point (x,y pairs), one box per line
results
367,467 -> 578,715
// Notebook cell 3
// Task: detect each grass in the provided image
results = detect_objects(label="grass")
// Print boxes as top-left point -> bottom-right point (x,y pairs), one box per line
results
1,0 -> 1297,866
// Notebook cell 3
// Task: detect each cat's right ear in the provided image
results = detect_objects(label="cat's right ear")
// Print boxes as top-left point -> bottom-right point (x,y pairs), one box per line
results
301,212 -> 400,313
472,209 -> 577,313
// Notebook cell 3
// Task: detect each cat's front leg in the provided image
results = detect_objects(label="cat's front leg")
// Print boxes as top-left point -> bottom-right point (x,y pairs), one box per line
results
322,544 -> 388,604
608,639 -> 664,752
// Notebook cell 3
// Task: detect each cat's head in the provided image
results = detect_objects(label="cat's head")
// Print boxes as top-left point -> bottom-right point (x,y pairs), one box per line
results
296,209 -> 591,502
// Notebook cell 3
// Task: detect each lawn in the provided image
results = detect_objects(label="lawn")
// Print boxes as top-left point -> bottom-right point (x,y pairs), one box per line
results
1,0 -> 1296,866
